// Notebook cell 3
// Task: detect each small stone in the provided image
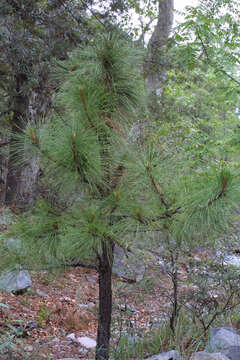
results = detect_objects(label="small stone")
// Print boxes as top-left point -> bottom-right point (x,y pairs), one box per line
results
51,337 -> 60,342
87,302 -> 95,308
79,304 -> 89,309
36,289 -> 48,297
190,352 -> 230,360
57,358 -> 80,360
77,336 -> 96,349
79,302 -> 95,309
144,350 -> 179,360
86,275 -> 96,283
194,256 -> 201,262
26,321 -> 38,330
66,333 -> 76,341
78,347 -> 88,355
25,345 -> 33,352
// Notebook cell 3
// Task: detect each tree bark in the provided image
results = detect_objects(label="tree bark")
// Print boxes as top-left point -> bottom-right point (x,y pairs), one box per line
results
5,72 -> 29,205
146,0 -> 174,97
5,68 -> 52,206
96,240 -> 114,360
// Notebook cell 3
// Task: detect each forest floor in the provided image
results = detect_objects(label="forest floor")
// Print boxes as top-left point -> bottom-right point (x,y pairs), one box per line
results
0,261 -> 176,360
1,207 -> 239,360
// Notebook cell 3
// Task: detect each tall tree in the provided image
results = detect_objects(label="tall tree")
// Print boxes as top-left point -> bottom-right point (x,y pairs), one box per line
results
146,0 -> 174,97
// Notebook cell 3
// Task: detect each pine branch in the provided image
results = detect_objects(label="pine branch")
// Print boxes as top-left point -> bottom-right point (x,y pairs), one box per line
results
71,133 -> 82,176
27,129 -> 70,172
111,204 -> 181,226
145,165 -> 169,209
53,106 -> 72,129
103,115 -> 125,137
28,127 -> 90,184
135,209 -> 146,224
79,88 -> 95,128
207,180 -> 227,207
109,165 -> 125,192
152,207 -> 182,221
29,128 -> 39,145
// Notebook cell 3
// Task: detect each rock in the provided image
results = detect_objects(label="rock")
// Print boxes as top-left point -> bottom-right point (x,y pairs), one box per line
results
25,345 -> 33,352
118,304 -> 137,313
86,275 -> 96,283
190,352 -> 230,360
144,350 -> 179,360
78,347 -> 88,355
25,321 -> 38,331
224,255 -> 240,268
113,245 -> 145,283
79,302 -> 95,309
206,328 -> 240,352
78,303 -> 89,309
0,207 -> 16,225
223,346 -> 240,360
87,302 -> 95,309
44,337 -> 60,345
77,336 -> 96,349
36,289 -> 48,297
66,333 -> 76,341
0,269 -> 32,293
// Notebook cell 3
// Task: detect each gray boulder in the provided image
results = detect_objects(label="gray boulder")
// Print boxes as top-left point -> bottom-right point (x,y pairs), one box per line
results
0,207 -> 16,225
190,352 -> 230,360
223,346 -> 240,360
144,350 -> 179,360
0,269 -> 32,293
206,328 -> 240,352
76,336 -> 96,349
113,245 -> 145,283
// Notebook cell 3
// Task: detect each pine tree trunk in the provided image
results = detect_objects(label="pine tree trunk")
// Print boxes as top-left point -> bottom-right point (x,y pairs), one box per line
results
96,241 -> 114,360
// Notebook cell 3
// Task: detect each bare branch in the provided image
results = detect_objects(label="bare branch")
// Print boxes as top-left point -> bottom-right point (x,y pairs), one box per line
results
196,27 -> 240,87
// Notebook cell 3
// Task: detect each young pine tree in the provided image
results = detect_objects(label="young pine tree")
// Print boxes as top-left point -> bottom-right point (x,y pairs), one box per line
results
3,32 -> 240,360
6,34 -> 145,360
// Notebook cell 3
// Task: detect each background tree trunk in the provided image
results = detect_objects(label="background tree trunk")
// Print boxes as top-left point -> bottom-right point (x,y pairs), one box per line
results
5,72 -> 29,205
146,0 -> 174,97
